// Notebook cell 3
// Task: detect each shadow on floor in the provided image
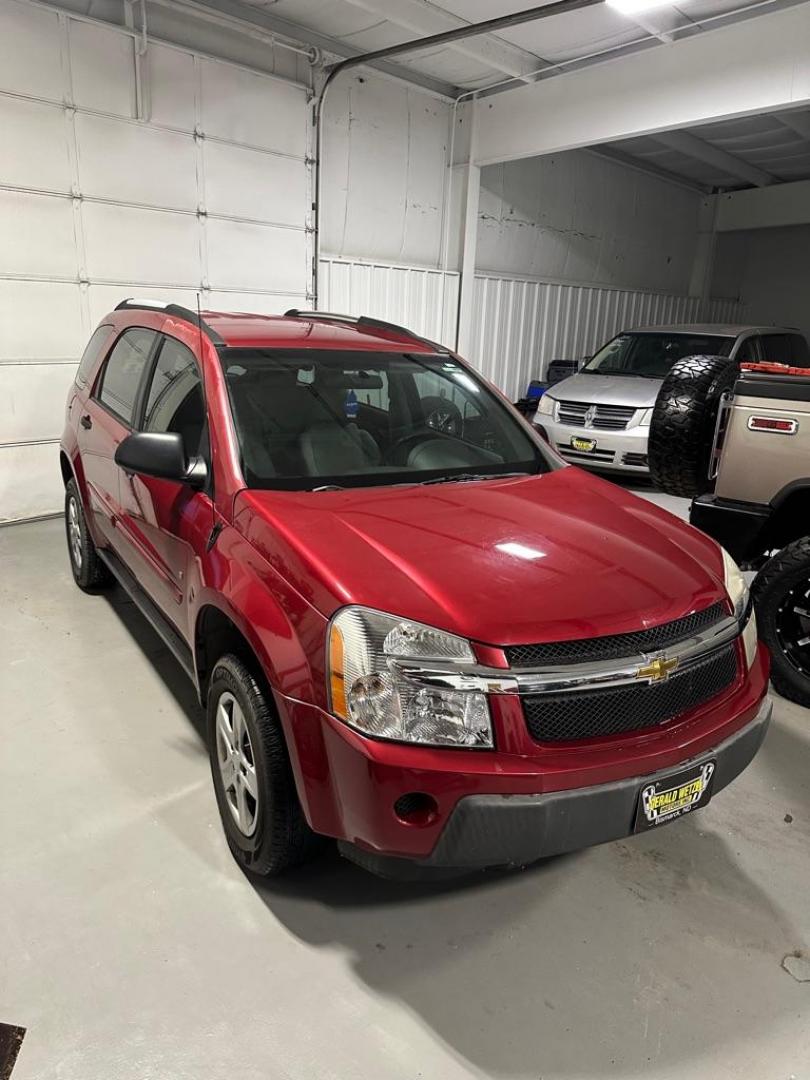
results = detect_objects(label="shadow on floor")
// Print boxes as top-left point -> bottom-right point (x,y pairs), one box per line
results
253,812 -> 803,1078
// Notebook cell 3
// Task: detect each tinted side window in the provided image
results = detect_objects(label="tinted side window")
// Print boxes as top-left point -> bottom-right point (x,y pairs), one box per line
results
76,325 -> 113,388
97,329 -> 156,425
789,335 -> 810,367
734,336 -> 759,363
760,334 -> 792,364
143,336 -> 205,459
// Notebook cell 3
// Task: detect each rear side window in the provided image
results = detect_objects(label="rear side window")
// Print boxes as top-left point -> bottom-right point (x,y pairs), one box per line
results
75,325 -> 113,388
760,334 -> 792,365
97,328 -> 157,425
789,335 -> 810,367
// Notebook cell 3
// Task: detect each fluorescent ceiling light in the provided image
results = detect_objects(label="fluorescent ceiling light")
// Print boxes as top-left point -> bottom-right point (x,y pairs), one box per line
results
606,0 -> 671,13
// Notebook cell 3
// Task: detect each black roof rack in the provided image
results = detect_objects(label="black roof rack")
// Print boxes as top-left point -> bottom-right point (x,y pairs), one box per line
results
114,298 -> 224,345
283,309 -> 449,354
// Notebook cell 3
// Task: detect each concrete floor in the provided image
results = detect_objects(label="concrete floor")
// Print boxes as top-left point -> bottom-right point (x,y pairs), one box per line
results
2,501 -> 810,1080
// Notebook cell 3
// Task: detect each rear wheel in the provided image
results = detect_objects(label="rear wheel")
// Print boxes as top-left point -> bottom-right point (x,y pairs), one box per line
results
648,354 -> 738,498
64,478 -> 112,591
207,653 -> 321,876
753,537 -> 810,706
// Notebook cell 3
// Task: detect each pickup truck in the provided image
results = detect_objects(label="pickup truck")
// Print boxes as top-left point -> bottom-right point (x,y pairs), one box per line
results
650,355 -> 810,707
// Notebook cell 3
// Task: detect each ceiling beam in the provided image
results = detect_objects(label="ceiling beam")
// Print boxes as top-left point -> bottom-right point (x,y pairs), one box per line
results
776,109 -> 810,140
337,0 -> 548,83
586,145 -> 711,193
652,128 -> 776,187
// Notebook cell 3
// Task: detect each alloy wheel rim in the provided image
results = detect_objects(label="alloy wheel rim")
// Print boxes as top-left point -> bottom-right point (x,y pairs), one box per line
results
775,580 -> 810,678
67,497 -> 83,571
215,691 -> 259,837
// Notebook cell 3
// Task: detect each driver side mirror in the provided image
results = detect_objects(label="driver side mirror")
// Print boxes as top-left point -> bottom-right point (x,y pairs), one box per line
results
115,431 -> 207,488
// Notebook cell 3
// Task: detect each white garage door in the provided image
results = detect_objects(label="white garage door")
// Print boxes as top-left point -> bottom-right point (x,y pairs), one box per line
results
0,0 -> 312,522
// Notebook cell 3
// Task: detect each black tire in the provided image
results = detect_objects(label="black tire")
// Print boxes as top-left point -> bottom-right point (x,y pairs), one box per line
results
753,537 -> 810,707
648,354 -> 738,498
207,653 -> 321,876
64,477 -> 112,591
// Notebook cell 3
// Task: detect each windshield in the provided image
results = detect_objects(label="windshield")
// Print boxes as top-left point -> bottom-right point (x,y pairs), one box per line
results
219,348 -> 553,490
583,332 -> 734,378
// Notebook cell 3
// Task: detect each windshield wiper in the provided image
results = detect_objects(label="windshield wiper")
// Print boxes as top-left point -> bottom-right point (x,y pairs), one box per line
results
311,484 -> 345,492
421,471 -> 532,486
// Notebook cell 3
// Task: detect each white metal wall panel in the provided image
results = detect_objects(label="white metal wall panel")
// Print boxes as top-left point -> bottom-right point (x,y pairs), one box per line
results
318,258 -> 459,349
68,21 -> 137,118
0,97 -> 71,192
0,0 -> 311,521
200,60 -> 307,157
75,114 -> 198,210
203,142 -> 307,227
467,275 -> 746,401
0,1 -> 63,100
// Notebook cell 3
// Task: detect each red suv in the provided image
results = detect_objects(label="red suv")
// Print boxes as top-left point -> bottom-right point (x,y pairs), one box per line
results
61,301 -> 771,878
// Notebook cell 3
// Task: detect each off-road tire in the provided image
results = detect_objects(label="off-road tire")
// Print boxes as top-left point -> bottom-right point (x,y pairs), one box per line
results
753,538 -> 810,707
64,477 -> 113,591
648,354 -> 738,498
207,653 -> 321,876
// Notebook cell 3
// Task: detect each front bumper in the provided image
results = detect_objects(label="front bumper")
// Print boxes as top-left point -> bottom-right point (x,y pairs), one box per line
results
536,415 -> 650,473
277,644 -> 770,876
690,494 -> 772,564
340,695 -> 771,877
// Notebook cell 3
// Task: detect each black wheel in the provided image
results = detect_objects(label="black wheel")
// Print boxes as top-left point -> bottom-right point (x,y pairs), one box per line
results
753,538 -> 810,707
648,354 -> 738,498
207,653 -> 321,876
64,478 -> 112,591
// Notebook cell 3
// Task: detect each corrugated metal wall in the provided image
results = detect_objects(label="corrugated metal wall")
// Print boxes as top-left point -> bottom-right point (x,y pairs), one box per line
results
318,258 -> 745,401
318,257 -> 459,348
467,275 -> 746,401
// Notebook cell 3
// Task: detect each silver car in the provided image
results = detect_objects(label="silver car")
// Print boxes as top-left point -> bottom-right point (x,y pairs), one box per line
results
534,323 -> 810,475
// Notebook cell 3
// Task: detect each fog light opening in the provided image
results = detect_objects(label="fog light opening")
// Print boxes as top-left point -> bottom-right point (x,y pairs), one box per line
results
394,792 -> 439,826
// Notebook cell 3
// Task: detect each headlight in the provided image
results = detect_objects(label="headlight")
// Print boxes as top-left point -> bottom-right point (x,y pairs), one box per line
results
721,548 -> 757,668
639,407 -> 653,426
535,393 -> 556,418
721,547 -> 749,622
328,607 -> 493,747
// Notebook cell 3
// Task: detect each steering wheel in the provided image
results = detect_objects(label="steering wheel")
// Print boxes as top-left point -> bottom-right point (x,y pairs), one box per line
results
421,396 -> 463,436
385,429 -> 440,466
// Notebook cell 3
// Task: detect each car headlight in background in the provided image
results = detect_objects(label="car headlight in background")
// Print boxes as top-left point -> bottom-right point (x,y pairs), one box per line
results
535,393 -> 556,418
639,407 -> 654,426
721,547 -> 758,669
328,607 -> 493,747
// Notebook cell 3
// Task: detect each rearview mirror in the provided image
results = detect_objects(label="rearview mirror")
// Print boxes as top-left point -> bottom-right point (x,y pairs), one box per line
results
115,431 -> 207,488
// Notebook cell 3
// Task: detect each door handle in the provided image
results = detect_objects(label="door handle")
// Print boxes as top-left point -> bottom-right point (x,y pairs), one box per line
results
80,414 -> 93,430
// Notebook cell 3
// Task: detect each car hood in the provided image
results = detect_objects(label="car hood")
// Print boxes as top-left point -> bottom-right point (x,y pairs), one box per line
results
236,469 -> 727,648
548,372 -> 661,409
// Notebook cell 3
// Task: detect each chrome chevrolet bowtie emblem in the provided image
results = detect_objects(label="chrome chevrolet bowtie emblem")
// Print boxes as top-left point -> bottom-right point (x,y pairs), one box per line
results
636,655 -> 680,682
584,405 -> 597,426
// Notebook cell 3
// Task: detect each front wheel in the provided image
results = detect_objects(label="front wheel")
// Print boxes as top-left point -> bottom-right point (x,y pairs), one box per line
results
753,537 -> 810,706
207,654 -> 321,876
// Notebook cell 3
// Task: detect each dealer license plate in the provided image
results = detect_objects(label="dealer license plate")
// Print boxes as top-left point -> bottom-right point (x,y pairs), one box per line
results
634,760 -> 716,832
570,436 -> 596,452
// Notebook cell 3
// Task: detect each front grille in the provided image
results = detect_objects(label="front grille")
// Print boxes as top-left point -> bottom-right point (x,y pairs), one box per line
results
505,601 -> 727,668
557,442 -> 616,463
557,401 -> 637,430
523,644 -> 738,743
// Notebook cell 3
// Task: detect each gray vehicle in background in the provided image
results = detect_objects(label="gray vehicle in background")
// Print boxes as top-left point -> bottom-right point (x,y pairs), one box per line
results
533,324 -> 810,474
